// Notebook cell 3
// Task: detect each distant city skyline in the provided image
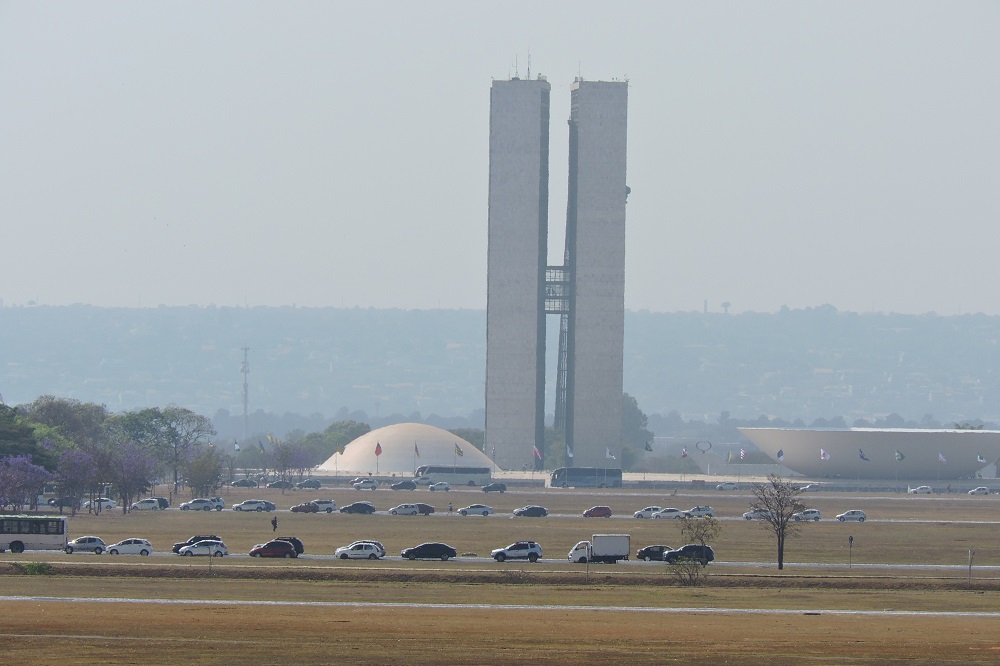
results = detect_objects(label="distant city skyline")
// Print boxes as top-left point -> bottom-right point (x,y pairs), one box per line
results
2,2 -> 998,315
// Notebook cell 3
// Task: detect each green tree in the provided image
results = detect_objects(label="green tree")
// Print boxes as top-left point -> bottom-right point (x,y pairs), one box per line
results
622,393 -> 654,451
185,446 -> 225,496
448,428 -> 484,452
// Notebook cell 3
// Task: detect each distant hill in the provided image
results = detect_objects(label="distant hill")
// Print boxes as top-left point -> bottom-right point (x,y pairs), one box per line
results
2,305 -> 998,438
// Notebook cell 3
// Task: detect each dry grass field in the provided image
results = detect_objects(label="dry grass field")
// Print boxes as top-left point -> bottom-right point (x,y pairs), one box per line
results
4,485 -> 1000,663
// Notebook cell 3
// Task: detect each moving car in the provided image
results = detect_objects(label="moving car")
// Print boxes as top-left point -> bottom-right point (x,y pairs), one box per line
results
400,542 -> 457,561
151,497 -> 170,510
716,482 -> 738,491
414,503 -> 435,515
353,478 -> 380,490
232,500 -> 273,512
267,480 -> 294,489
481,482 -> 507,493
296,478 -> 322,489
743,509 -> 773,521
836,509 -> 867,522
178,540 -> 228,557
130,498 -> 161,511
276,536 -> 305,555
341,540 -> 386,558
340,501 -> 377,514
652,507 -> 690,520
389,503 -> 420,515
291,502 -> 319,513
687,505 -> 715,518
310,499 -> 337,513
82,498 -> 116,511
180,498 -> 223,511
232,479 -> 258,488
491,541 -> 542,563
909,485 -> 933,494
969,487 -> 992,495
513,505 -> 548,517
335,542 -> 383,559
250,540 -> 298,558
458,504 -> 493,516
636,544 -> 671,561
798,483 -> 821,491
107,538 -> 153,556
633,506 -> 662,519
172,534 -> 221,553
428,482 -> 450,492
391,480 -> 417,491
65,536 -> 106,554
583,506 -> 612,518
792,509 -> 822,521
664,544 -> 715,565
48,496 -> 80,509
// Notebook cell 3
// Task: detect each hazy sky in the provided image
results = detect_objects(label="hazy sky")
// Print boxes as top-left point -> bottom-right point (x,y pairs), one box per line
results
2,2 -> 997,315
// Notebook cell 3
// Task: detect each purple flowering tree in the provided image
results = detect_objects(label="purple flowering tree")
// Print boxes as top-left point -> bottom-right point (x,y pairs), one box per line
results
0,455 -> 53,511
55,449 -> 99,516
107,441 -> 158,513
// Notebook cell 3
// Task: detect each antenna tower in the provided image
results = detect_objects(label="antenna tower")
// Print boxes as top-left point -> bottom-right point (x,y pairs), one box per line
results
241,347 -> 250,440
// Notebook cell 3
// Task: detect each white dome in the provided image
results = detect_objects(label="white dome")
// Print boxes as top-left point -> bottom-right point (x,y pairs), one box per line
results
316,423 -> 493,475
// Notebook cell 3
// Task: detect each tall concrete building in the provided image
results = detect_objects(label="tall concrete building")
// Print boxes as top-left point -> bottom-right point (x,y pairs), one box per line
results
486,75 -> 628,470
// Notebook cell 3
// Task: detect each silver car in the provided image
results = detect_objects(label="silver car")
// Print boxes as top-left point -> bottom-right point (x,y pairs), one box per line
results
178,539 -> 228,556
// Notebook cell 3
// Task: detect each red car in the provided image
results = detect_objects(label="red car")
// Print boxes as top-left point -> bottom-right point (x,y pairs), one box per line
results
290,502 -> 319,513
583,505 -> 612,518
249,540 -> 298,558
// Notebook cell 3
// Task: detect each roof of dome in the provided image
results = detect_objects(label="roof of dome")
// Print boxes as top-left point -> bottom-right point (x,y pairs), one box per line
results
316,422 -> 493,475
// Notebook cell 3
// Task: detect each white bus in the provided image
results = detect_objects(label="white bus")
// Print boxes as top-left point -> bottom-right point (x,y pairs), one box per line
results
414,465 -> 491,487
0,515 -> 69,553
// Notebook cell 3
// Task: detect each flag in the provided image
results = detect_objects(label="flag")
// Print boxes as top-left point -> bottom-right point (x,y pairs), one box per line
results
859,448 -> 870,462
895,449 -> 905,461
234,440 -> 241,452
776,449 -> 784,462
491,446 -> 496,458
258,440 -> 265,452
606,447 -> 616,460
566,445 -> 574,458
644,441 -> 653,452
375,442 -> 382,457
532,445 -> 542,460
820,449 -> 830,461
727,450 -> 733,463
938,452 -> 947,464
739,448 -> 747,461
454,442 -> 464,457
977,453 -> 987,464
414,442 -> 420,458
681,447 -> 688,458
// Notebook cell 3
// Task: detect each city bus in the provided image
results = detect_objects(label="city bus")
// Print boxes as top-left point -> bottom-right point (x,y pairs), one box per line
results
0,515 -> 68,553
550,467 -> 623,488
414,465 -> 491,487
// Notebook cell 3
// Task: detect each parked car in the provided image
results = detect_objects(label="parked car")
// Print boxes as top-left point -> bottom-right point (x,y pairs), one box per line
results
458,504 -> 493,516
65,536 -> 106,554
180,498 -> 223,511
513,505 -> 548,517
664,544 -> 715,565
401,542 -> 457,560
344,540 -> 385,558
172,534 -> 221,553
310,499 -> 337,513
178,540 -> 228,557
353,478 -> 380,490
652,508 -> 690,520
909,485 -> 933,494
340,501 -> 377,514
107,538 -> 153,556
491,541 -> 542,563
836,509 -> 867,522
969,487 -> 992,495
232,479 -> 258,488
414,503 -> 435,515
636,544 -> 671,561
583,506 -> 612,518
390,503 -> 420,516
716,482 -> 738,491
391,480 -> 417,491
428,482 -> 450,492
481,482 -> 507,493
275,536 -> 305,554
232,500 -> 272,512
82,498 -> 117,511
291,502 -> 319,513
250,539 -> 298,558
130,498 -> 161,511
151,497 -> 170,510
792,509 -> 822,522
267,480 -> 294,489
633,506 -> 662,519
296,478 -> 322,489
743,509 -> 773,521
335,542 -> 382,559
687,505 -> 715,518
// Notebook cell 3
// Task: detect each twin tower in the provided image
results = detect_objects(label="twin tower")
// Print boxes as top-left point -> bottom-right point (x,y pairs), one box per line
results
486,75 -> 628,471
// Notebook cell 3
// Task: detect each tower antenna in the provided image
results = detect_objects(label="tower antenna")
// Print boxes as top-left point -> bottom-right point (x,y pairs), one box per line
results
526,51 -> 531,80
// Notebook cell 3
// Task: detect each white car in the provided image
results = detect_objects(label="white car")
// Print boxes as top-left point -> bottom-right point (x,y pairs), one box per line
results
792,509 -> 822,522
65,536 -> 106,554
652,508 -> 690,520
389,503 -> 420,516
232,500 -> 271,512
178,539 -> 228,556
743,509 -> 773,521
687,505 -> 715,518
310,499 -> 338,512
428,482 -> 451,492
908,485 -> 933,494
716,482 -> 738,491
458,504 -> 493,516
836,510 -> 867,522
108,538 -> 153,555
130,498 -> 161,511
633,506 -> 662,519
353,478 -> 380,490
334,542 -> 383,559
180,498 -> 223,511
968,487 -> 991,495
82,498 -> 117,510
798,483 -> 821,492
342,540 -> 386,558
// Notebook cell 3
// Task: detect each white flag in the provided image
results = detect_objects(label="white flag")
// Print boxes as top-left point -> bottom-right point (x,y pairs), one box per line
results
605,447 -> 616,460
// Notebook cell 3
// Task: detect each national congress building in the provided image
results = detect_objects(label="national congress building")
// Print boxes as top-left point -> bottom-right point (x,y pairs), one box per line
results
486,74 -> 628,470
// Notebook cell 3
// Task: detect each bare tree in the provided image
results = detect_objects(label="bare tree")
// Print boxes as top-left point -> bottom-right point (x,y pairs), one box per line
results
748,474 -> 806,570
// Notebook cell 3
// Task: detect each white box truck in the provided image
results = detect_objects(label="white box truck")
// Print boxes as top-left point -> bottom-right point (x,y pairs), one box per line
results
567,534 -> 630,564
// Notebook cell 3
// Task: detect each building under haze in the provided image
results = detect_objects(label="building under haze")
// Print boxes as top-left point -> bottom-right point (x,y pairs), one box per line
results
486,76 -> 628,471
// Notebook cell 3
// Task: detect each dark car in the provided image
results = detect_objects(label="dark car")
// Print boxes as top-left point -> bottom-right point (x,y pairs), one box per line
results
664,544 -> 715,565
296,478 -> 322,489
400,542 -> 457,561
583,505 -> 612,518
172,534 -> 222,554
151,496 -> 170,510
275,536 -> 305,555
290,502 -> 319,513
340,501 -> 377,515
260,500 -> 276,511
414,503 -> 435,515
232,479 -> 258,488
481,482 -> 507,493
513,505 -> 548,517
250,539 -> 298,558
47,496 -> 80,509
391,480 -> 417,491
267,480 -> 294,489
636,545 -> 671,561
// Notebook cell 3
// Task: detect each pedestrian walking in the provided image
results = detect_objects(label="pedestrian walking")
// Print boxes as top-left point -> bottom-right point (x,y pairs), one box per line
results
271,515 -> 278,532
448,502 -> 453,514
